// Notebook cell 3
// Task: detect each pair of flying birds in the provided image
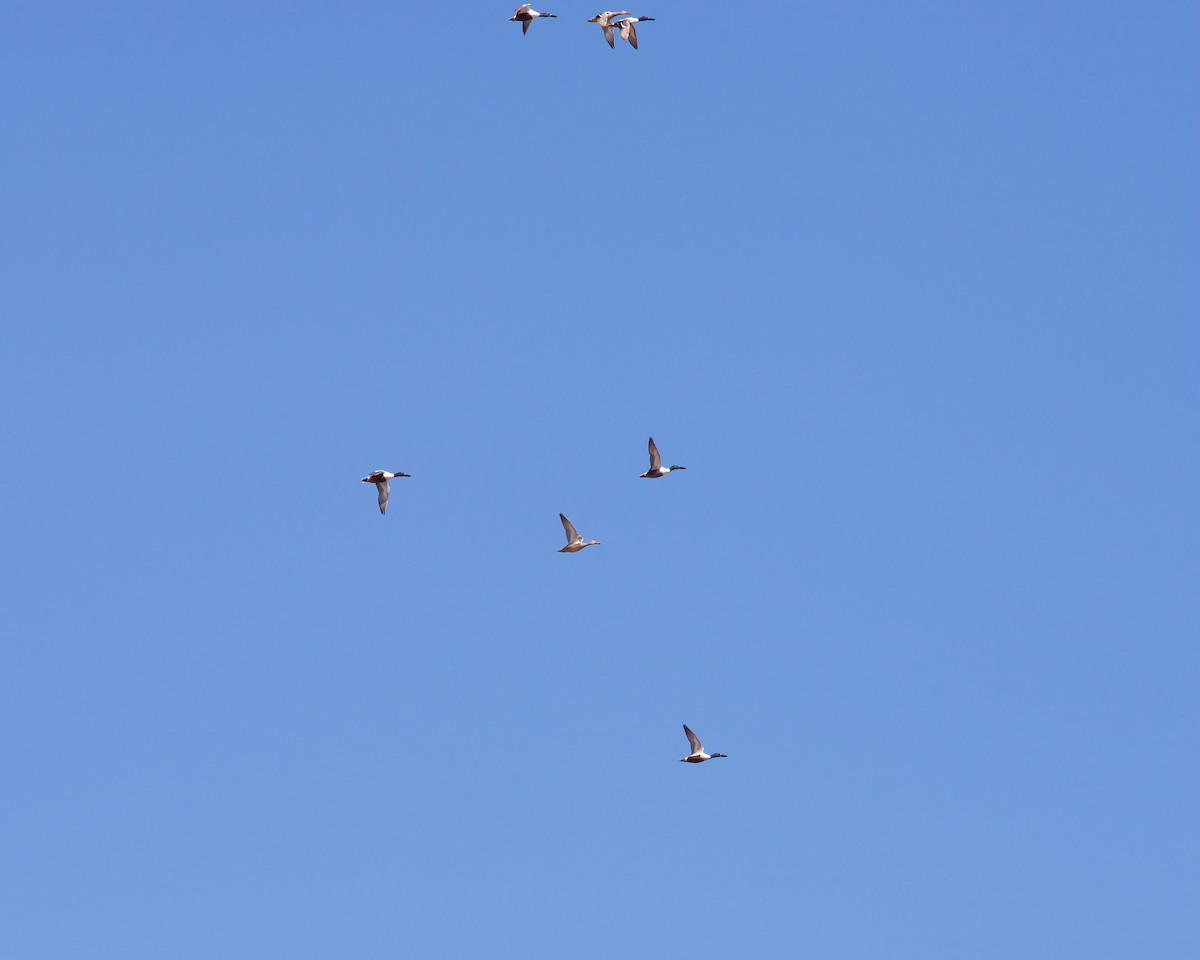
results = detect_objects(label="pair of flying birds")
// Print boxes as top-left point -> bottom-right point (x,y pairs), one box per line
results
509,6 -> 656,49
558,435 -> 684,551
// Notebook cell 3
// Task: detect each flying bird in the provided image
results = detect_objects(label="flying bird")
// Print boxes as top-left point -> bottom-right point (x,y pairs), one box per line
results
681,724 -> 727,763
614,15 -> 654,50
509,4 -> 557,33
586,11 -> 629,48
640,437 -> 686,478
558,513 -> 602,553
361,469 -> 411,515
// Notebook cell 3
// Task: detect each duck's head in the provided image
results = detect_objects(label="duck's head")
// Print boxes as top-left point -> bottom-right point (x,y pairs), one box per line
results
395,471 -> 411,478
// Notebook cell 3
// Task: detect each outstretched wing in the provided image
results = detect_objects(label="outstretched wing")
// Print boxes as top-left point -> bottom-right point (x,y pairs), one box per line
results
377,480 -> 390,514
627,21 -> 639,49
602,23 -> 615,47
683,724 -> 702,754
560,513 -> 580,544
648,437 -> 662,471
514,3 -> 531,13
522,18 -> 531,34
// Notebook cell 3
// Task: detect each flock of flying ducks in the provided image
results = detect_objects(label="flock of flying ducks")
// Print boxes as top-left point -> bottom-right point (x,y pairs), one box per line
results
360,438 -> 727,763
509,6 -> 657,49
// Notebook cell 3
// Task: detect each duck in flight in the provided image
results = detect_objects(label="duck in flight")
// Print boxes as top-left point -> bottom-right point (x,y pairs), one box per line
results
558,513 -> 601,553
640,437 -> 685,478
586,11 -> 629,48
614,15 -> 655,50
361,469 -> 411,515
509,4 -> 557,33
681,724 -> 727,763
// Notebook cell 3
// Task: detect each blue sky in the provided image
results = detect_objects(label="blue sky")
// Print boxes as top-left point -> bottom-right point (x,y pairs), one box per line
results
3,3 -> 1197,957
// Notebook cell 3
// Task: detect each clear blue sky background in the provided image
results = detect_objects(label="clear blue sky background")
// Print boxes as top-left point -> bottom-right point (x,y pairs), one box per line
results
3,3 -> 1197,957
